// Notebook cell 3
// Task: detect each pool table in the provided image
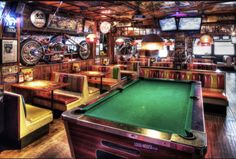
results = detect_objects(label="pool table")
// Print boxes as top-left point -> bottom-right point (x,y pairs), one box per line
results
62,78 -> 207,159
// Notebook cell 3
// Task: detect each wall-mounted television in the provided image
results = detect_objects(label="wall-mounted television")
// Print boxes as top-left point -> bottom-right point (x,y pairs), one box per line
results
159,17 -> 177,31
178,17 -> 202,31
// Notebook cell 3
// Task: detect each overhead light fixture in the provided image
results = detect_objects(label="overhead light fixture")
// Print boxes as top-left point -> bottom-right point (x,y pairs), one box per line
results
141,34 -> 164,50
132,9 -> 146,21
86,34 -> 97,43
199,34 -> 213,46
115,37 -> 125,45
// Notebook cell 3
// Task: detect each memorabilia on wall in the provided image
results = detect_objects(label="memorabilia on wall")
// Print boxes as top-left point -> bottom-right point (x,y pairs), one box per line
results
116,22 -> 132,27
203,15 -> 235,23
47,14 -> 82,32
1,40 -> 18,64
1,65 -> 18,76
21,68 -> 33,82
2,74 -> 18,84
30,10 -> 46,28
84,20 -> 94,33
201,24 -> 235,34
100,21 -> 111,34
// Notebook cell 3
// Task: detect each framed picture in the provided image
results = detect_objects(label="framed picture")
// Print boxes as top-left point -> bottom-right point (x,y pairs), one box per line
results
47,14 -> 81,32
1,40 -> 18,64
84,20 -> 94,33
2,74 -> 18,84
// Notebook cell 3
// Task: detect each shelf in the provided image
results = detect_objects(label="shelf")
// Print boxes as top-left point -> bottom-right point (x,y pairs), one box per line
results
0,37 -> 18,40
21,28 -> 87,36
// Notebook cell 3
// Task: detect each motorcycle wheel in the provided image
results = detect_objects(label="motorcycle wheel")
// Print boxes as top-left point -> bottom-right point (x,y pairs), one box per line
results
78,40 -> 91,60
20,39 -> 44,66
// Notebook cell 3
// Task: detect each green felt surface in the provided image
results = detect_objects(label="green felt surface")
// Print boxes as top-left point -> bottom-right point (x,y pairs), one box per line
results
85,79 -> 194,136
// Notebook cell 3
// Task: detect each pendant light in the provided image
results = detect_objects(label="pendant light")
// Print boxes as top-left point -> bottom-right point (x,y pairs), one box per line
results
199,34 -> 213,46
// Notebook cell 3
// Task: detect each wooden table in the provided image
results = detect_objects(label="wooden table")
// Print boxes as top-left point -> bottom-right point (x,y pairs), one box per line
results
11,80 -> 69,111
79,71 -> 106,92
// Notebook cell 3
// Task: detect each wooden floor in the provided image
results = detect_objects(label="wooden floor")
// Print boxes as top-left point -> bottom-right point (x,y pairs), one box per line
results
0,72 -> 236,158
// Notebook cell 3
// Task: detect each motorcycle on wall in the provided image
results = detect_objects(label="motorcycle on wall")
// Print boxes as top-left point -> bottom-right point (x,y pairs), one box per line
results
20,34 -> 91,66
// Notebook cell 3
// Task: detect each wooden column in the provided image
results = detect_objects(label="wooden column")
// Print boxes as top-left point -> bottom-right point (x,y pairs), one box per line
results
108,32 -> 115,63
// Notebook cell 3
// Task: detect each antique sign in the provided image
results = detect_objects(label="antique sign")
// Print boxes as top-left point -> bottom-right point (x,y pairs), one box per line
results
30,10 -> 46,28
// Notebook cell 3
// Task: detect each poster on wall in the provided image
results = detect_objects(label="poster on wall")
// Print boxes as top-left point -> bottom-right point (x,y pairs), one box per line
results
1,40 -> 18,64
84,20 -> 94,33
47,14 -> 82,32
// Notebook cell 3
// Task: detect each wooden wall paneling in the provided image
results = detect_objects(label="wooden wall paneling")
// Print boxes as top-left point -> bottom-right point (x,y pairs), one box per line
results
51,63 -> 60,73
33,66 -> 41,80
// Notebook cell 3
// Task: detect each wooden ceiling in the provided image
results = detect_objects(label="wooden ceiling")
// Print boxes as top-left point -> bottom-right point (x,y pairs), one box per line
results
32,1 -> 236,23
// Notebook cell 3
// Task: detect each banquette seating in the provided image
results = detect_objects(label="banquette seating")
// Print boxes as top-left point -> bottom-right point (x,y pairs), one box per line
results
86,65 -> 124,90
33,72 -> 100,111
115,62 -> 139,80
2,91 -> 53,148
140,67 -> 228,113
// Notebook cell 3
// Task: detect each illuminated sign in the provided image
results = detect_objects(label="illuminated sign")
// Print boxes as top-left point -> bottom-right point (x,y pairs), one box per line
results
3,14 -> 17,33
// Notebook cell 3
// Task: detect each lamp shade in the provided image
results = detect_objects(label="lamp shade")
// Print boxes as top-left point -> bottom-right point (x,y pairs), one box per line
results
141,34 -> 164,50
199,34 -> 213,46
115,37 -> 125,45
86,34 -> 97,43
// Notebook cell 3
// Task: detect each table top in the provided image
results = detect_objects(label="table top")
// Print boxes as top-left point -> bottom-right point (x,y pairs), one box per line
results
79,71 -> 106,77
81,79 -> 199,137
62,78 -> 206,148
11,80 -> 69,92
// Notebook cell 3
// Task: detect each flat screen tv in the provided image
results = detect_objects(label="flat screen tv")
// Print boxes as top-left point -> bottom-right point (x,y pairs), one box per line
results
178,17 -> 202,31
159,17 -> 177,31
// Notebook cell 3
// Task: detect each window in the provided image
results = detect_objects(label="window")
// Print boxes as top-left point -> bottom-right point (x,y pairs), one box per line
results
193,38 -> 212,55
214,41 -> 235,55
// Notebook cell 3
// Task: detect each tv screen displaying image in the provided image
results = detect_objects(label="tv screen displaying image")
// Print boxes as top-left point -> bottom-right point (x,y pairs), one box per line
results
178,17 -> 202,30
159,17 -> 177,31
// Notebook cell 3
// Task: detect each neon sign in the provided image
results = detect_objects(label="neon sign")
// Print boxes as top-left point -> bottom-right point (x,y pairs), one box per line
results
3,14 -> 17,33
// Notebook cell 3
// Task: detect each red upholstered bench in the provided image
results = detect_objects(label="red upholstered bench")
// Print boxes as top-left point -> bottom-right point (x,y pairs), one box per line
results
202,88 -> 228,106
139,67 -> 228,114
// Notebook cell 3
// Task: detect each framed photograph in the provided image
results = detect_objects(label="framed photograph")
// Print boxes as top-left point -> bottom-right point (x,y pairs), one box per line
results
84,20 -> 94,33
1,40 -> 18,64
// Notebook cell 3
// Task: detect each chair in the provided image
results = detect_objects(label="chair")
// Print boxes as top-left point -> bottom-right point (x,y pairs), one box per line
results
3,91 -> 53,148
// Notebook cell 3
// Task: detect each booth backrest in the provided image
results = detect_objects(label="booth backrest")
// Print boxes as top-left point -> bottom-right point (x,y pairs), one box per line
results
88,65 -> 121,80
140,67 -> 225,90
51,72 -> 86,93
127,62 -> 139,72
51,72 -> 89,100
3,92 -> 26,140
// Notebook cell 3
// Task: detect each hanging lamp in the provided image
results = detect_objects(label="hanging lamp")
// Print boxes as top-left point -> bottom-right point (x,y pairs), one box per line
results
199,34 -> 213,46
